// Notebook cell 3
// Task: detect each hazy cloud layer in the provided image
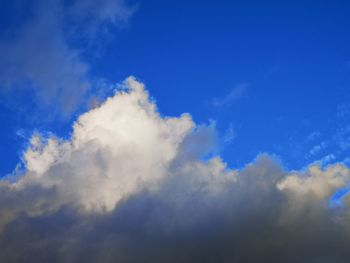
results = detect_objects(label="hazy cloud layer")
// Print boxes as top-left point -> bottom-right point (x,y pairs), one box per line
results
1,78 -> 350,262
0,0 -> 134,117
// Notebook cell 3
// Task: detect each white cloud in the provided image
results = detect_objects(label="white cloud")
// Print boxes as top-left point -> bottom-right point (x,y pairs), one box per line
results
223,124 -> 235,143
278,164 -> 349,207
13,77 -> 194,213
1,78 -> 350,262
307,141 -> 328,157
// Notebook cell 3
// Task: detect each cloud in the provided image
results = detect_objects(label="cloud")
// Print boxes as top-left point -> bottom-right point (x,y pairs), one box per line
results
1,78 -> 350,262
212,83 -> 247,108
0,0 -> 134,117
306,131 -> 321,142
306,141 -> 328,159
223,123 -> 235,143
68,0 -> 135,31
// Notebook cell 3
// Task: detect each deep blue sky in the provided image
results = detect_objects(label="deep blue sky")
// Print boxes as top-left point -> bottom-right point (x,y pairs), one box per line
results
1,0 -> 350,175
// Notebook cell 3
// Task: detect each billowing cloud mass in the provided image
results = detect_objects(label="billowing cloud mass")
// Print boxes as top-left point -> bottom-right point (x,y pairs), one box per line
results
1,78 -> 350,262
0,0 -> 134,116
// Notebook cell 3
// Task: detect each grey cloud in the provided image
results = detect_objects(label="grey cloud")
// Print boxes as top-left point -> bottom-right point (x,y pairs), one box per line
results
2,156 -> 350,263
1,78 -> 350,262
0,0 -> 134,117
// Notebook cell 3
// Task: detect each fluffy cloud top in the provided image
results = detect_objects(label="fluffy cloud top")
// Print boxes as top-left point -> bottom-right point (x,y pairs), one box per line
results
18,77 -> 194,212
1,78 -> 350,262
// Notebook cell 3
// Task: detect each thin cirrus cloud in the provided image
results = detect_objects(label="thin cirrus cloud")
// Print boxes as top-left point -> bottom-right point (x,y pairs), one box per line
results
211,83 -> 248,108
0,0 -> 135,117
1,77 -> 350,262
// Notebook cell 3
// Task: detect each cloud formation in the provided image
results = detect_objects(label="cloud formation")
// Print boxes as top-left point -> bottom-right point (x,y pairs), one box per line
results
1,78 -> 350,262
0,0 -> 134,117
212,83 -> 247,108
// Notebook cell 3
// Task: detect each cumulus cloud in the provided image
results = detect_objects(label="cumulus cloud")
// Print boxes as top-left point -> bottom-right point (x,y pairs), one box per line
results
0,0 -> 134,117
1,78 -> 350,262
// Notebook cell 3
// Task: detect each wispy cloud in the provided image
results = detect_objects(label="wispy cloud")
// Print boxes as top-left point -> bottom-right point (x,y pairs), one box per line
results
212,83 -> 247,108
306,130 -> 321,142
223,123 -> 235,143
307,141 -> 328,157
0,0 -> 135,118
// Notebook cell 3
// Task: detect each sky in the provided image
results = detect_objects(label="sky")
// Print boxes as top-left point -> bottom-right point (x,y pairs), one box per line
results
1,0 -> 350,262
1,0 -> 350,175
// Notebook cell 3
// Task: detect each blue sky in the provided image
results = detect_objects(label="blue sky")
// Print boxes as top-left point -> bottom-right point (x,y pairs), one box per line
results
3,2 -> 350,261
1,0 -> 350,175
